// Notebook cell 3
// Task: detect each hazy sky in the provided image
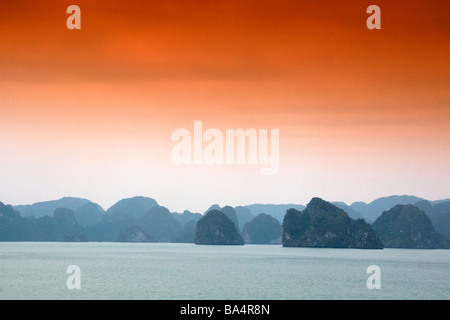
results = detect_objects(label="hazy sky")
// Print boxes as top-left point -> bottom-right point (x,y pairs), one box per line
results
1,0 -> 449,213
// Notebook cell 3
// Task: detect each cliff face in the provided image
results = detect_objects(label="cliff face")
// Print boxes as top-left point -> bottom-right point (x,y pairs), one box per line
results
282,198 -> 383,249
195,210 -> 244,245
372,204 -> 450,249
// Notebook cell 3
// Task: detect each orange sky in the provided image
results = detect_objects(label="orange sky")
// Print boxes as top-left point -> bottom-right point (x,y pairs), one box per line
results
1,0 -> 449,211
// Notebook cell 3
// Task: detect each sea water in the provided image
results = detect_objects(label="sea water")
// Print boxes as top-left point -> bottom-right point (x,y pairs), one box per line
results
0,242 -> 448,300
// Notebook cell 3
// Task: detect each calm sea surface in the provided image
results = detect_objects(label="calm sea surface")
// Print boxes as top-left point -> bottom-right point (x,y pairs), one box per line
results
0,242 -> 448,300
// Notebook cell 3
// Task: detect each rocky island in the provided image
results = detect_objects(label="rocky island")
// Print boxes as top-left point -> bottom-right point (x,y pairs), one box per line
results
372,204 -> 450,249
241,213 -> 282,244
195,210 -> 244,245
282,198 -> 383,249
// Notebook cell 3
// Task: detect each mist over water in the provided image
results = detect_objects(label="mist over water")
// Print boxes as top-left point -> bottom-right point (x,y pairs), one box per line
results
0,242 -> 449,300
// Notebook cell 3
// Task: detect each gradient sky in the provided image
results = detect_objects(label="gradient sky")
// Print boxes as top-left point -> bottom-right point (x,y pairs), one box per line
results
1,0 -> 449,213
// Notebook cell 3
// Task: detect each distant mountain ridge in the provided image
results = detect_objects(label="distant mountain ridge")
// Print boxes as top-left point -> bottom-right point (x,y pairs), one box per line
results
244,204 -> 305,223
75,202 -> 106,227
0,203 -> 87,242
414,200 -> 450,240
349,195 -> 425,223
14,197 -> 93,218
331,202 -> 364,220
139,206 -> 182,242
3,194 -> 450,248
106,196 -> 158,220
171,210 -> 202,227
